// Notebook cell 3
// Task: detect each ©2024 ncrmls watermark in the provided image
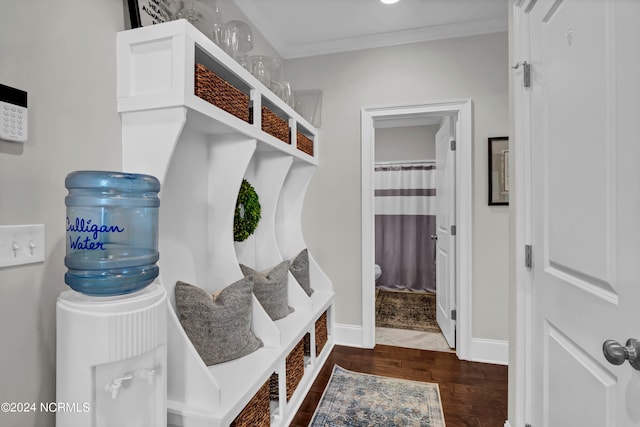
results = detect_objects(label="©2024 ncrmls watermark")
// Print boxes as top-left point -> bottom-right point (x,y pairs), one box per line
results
1,401 -> 90,414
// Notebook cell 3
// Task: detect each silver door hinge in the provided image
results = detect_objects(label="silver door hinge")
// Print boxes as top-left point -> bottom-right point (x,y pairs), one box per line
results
450,139 -> 456,151
512,61 -> 531,88
525,245 -> 532,269
451,309 -> 457,321
451,225 -> 457,236
525,424 -> 532,427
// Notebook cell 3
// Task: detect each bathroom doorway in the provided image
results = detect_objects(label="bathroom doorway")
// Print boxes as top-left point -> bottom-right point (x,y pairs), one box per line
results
373,119 -> 453,352
361,100 -> 473,360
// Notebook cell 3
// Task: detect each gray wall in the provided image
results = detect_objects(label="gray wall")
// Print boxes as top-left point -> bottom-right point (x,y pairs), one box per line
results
0,1 -> 277,426
375,125 -> 437,162
0,2 -> 124,426
285,32 -> 510,342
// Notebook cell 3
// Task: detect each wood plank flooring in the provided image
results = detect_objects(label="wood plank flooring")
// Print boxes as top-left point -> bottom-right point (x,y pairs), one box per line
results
291,345 -> 508,427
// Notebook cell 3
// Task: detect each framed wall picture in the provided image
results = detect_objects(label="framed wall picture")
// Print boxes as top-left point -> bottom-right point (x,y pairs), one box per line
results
488,136 -> 509,205
127,0 -> 172,28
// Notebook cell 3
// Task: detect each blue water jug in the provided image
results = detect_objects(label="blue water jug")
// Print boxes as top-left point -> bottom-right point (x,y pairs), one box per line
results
64,171 -> 160,296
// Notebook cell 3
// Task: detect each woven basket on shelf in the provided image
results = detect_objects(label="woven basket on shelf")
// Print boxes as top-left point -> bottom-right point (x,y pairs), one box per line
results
194,63 -> 251,123
305,311 -> 328,357
315,311 -> 328,356
230,379 -> 270,427
269,338 -> 305,401
296,132 -> 314,156
261,107 -> 290,144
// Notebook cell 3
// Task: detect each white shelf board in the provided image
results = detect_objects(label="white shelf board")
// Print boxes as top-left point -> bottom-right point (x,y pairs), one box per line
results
275,291 -> 333,349
206,345 -> 282,423
183,103 -> 318,165
311,290 -> 335,314
274,309 -> 314,352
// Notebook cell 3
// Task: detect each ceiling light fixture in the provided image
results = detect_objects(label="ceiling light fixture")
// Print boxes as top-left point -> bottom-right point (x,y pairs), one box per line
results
380,0 -> 400,4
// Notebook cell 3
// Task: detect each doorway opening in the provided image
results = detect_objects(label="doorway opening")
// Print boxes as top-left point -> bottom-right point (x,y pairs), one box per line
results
361,100 -> 473,360
374,122 -> 452,352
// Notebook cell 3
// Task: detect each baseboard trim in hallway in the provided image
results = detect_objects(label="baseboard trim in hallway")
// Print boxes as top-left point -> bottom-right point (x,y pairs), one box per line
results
470,337 -> 509,365
334,323 -> 365,347
334,323 -> 509,365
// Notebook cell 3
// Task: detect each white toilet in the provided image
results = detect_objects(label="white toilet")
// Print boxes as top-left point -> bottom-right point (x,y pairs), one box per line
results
374,264 -> 382,281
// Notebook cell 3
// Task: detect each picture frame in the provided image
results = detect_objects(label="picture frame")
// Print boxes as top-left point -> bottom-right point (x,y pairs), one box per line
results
488,136 -> 509,205
127,0 -> 172,29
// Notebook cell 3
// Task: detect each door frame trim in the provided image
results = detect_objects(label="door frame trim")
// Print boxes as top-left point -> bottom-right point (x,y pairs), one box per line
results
360,99 -> 473,360
512,1 -> 533,426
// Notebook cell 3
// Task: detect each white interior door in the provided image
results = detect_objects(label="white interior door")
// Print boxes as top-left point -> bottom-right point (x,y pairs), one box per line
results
435,115 -> 456,348
520,0 -> 640,425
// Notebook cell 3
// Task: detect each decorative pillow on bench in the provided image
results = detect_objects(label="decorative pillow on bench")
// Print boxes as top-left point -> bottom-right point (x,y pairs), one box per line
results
240,260 -> 294,321
175,278 -> 263,366
290,248 -> 313,296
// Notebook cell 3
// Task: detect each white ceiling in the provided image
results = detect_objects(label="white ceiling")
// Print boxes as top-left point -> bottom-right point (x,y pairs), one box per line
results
232,0 -> 509,59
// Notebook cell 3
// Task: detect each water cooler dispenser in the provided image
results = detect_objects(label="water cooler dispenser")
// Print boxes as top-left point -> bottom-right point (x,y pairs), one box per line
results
56,171 -> 167,427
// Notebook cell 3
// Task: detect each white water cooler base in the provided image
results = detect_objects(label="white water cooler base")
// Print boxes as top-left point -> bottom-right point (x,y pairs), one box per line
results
56,284 -> 167,427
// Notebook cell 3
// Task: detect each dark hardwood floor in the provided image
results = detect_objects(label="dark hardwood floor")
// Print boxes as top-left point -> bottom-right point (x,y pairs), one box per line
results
291,345 -> 508,427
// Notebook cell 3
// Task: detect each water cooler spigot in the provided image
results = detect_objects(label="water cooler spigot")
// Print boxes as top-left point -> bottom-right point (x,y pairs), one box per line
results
140,368 -> 156,385
105,374 -> 133,399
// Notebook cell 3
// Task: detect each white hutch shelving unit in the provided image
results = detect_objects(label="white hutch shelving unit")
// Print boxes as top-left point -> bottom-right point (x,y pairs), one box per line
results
117,20 -> 334,427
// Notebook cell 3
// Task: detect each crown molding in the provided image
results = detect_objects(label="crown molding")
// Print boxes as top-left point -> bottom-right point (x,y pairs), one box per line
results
232,0 -> 507,59
283,17 -> 507,59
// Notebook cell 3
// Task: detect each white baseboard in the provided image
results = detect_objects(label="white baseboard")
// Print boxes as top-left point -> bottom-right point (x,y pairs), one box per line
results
334,323 -> 364,348
469,338 -> 509,365
334,324 -> 509,366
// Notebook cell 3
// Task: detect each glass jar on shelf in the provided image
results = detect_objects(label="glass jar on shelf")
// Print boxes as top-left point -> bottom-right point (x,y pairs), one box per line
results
249,55 -> 281,89
173,0 -> 205,28
209,1 -> 224,46
221,20 -> 253,63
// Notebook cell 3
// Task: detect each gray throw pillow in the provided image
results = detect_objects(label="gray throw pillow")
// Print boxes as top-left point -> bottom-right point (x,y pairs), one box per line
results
240,260 -> 294,321
290,248 -> 313,296
175,278 -> 263,366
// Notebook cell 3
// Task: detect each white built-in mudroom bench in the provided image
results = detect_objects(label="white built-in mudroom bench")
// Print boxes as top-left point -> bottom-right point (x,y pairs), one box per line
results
117,20 -> 334,427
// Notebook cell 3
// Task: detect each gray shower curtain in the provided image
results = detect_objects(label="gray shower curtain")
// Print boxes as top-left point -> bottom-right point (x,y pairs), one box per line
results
374,162 -> 437,293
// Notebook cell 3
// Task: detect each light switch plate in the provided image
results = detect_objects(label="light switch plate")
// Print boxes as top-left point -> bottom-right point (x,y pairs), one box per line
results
0,224 -> 45,268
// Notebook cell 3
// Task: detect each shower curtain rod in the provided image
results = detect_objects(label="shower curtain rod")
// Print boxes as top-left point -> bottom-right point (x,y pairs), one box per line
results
375,159 -> 436,166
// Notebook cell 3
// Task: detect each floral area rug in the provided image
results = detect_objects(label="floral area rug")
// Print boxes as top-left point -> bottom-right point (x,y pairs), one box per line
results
375,290 -> 441,333
310,365 -> 446,426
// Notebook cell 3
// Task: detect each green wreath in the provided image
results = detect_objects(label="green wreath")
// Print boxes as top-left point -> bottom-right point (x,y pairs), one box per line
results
234,179 -> 261,242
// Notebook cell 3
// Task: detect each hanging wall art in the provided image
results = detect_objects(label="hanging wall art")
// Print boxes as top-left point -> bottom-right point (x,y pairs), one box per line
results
488,136 -> 509,205
127,0 -> 172,28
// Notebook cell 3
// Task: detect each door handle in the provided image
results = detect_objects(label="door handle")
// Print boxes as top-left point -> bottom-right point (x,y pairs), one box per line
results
430,235 -> 438,240
603,338 -> 640,370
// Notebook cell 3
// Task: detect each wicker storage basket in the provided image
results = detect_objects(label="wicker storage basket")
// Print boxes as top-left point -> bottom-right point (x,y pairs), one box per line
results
304,311 -> 328,357
296,132 -> 314,156
269,338 -> 305,401
315,311 -> 328,356
194,63 -> 251,123
262,107 -> 290,144
230,379 -> 270,427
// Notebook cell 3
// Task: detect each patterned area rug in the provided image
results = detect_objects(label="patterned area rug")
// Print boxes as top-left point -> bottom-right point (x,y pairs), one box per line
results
376,290 -> 441,333
310,365 -> 446,426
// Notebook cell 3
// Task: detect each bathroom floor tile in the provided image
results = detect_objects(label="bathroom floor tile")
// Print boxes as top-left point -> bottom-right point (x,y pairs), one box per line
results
375,327 -> 455,353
